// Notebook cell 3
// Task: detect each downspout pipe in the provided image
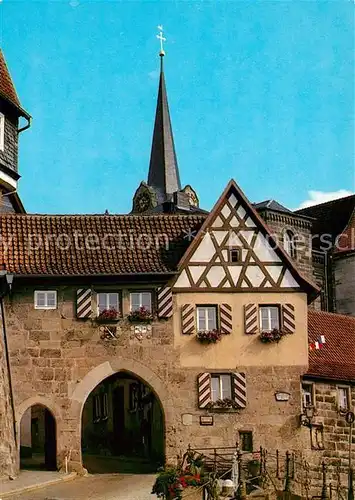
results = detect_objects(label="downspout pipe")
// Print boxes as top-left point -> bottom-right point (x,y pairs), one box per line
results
0,273 -> 17,447
18,116 -> 31,134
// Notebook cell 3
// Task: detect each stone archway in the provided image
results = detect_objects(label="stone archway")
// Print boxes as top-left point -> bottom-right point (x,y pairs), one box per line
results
68,358 -> 174,472
17,399 -> 58,471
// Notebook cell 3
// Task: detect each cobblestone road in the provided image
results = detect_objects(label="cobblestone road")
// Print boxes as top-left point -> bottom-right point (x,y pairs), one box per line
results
5,474 -> 157,500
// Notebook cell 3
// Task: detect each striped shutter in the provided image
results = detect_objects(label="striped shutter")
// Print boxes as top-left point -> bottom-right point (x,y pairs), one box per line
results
181,304 -> 195,335
157,286 -> 173,318
197,373 -> 212,408
232,372 -> 247,408
282,303 -> 295,334
244,304 -> 258,334
220,304 -> 232,334
76,289 -> 92,319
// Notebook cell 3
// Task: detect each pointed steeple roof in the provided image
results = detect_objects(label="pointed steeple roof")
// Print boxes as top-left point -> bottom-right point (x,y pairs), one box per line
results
0,49 -> 30,118
148,55 -> 181,204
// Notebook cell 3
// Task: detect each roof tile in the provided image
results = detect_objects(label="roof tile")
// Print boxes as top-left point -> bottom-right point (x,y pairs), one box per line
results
307,310 -> 355,382
0,213 -> 206,276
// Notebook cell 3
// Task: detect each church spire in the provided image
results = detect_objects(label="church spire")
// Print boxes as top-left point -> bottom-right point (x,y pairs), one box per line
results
147,30 -> 181,204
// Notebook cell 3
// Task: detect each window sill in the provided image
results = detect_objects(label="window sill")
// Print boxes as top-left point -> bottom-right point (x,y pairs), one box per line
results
95,317 -> 121,324
204,407 -> 239,413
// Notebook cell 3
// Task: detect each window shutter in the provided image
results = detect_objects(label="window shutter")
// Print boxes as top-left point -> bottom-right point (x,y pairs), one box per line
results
157,286 -> 173,318
219,303 -> 232,334
197,373 -> 211,408
76,289 -> 92,319
232,372 -> 247,408
282,303 -> 295,334
181,304 -> 195,335
244,304 -> 258,334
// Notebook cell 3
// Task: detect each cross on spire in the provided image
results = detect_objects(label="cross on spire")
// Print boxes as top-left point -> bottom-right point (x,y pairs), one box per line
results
156,25 -> 166,56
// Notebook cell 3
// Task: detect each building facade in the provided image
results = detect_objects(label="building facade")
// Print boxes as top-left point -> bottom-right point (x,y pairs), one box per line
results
0,48 -> 353,493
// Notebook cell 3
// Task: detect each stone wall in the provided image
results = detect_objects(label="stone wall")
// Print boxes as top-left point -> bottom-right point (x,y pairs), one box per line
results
303,379 -> 355,493
0,307 -> 17,477
4,283 -> 313,475
257,210 -> 314,282
333,253 -> 355,315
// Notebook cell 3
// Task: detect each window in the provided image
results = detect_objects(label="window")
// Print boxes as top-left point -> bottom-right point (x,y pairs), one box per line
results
197,306 -> 217,332
283,230 -> 296,259
337,387 -> 350,411
302,383 -> 314,409
130,292 -> 152,312
93,392 -> 108,422
101,392 -> 108,420
34,291 -> 57,310
0,113 -> 4,151
211,374 -> 232,402
229,248 -> 241,263
239,431 -> 253,452
97,292 -> 119,314
259,305 -> 280,331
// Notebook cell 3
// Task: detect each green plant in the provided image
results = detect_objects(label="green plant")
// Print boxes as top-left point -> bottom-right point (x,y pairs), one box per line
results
206,398 -> 239,409
127,306 -> 154,323
259,328 -> 284,343
151,466 -> 182,499
196,329 -> 222,344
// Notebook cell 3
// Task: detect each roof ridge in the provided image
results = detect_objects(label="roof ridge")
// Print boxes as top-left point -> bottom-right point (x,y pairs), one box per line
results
296,193 -> 355,212
0,213 -> 206,219
308,309 -> 355,320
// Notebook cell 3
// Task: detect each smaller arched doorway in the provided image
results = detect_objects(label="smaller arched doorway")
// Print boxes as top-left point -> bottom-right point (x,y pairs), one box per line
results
81,371 -> 165,473
19,404 -> 57,471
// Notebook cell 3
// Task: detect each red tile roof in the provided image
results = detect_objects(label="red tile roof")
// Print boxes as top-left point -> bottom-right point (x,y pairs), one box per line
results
0,213 -> 205,276
334,209 -> 355,254
307,310 -> 355,382
0,50 -> 21,108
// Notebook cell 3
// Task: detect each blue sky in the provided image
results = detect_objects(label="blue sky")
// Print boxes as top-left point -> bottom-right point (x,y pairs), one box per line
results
0,0 -> 353,214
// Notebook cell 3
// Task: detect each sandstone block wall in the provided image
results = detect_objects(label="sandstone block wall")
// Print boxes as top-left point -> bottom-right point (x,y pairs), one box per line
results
3,283 -> 312,475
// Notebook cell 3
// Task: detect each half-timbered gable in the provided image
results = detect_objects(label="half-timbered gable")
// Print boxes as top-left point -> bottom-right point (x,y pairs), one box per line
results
172,179 -> 318,300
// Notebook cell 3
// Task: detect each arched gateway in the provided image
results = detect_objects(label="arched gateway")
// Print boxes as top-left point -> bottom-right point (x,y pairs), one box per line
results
71,360 -> 170,473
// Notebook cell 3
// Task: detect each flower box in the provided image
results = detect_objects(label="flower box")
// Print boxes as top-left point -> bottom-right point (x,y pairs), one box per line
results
206,398 -> 239,410
196,329 -> 222,344
95,308 -> 120,323
259,328 -> 285,343
127,306 -> 154,323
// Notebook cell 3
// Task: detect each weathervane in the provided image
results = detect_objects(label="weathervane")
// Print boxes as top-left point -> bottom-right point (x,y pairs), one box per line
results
156,25 -> 166,56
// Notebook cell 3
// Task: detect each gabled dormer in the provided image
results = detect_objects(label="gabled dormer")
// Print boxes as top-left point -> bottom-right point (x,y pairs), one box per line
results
172,179 -> 319,303
0,49 -> 30,213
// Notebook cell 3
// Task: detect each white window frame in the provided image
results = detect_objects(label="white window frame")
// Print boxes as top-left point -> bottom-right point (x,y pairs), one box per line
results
0,113 -> 4,151
259,305 -> 280,331
97,292 -> 120,315
34,290 -> 57,310
337,386 -> 350,411
196,305 -> 218,332
301,382 -> 314,409
130,291 -> 152,312
211,374 -> 232,402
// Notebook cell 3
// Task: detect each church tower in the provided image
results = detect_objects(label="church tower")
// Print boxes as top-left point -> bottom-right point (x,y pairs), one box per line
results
0,49 -> 30,213
132,32 -> 200,214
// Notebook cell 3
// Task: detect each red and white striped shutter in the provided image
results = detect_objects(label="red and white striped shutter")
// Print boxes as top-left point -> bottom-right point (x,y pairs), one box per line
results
244,304 -> 258,334
76,289 -> 92,319
282,304 -> 295,334
157,286 -> 173,318
232,372 -> 247,408
181,304 -> 195,335
219,303 -> 232,334
197,373 -> 212,408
